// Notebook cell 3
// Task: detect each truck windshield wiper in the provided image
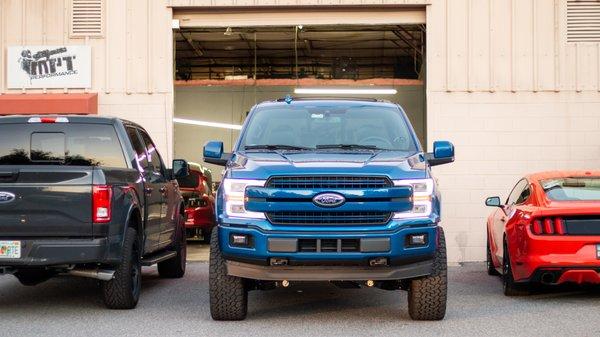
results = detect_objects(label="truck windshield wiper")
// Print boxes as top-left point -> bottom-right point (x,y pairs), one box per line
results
316,144 -> 381,150
244,144 -> 313,151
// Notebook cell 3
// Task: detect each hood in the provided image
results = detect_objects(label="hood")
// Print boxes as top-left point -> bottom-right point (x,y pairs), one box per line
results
227,150 -> 429,180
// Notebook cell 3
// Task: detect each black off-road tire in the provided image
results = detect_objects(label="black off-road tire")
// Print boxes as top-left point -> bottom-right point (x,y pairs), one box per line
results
102,227 -> 142,309
158,216 -> 187,278
14,270 -> 54,286
502,240 -> 530,296
487,236 -> 500,276
209,229 -> 248,321
408,227 -> 448,321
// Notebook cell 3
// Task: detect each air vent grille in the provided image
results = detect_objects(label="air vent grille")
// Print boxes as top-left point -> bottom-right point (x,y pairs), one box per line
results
567,0 -> 600,42
71,0 -> 103,37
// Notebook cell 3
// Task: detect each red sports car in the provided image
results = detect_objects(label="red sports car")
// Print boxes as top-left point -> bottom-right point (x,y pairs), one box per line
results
176,162 -> 216,242
486,171 -> 600,295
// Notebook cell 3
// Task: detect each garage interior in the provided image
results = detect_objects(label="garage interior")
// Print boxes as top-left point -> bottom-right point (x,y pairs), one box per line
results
173,24 -> 426,171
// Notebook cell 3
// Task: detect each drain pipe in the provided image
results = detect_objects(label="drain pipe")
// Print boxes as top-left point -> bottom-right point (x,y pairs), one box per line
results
68,269 -> 115,281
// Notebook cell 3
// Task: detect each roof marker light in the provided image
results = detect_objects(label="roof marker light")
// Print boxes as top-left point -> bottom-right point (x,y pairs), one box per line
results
294,88 -> 398,95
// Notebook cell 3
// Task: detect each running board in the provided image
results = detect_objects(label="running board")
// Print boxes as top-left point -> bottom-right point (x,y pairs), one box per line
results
141,250 -> 177,266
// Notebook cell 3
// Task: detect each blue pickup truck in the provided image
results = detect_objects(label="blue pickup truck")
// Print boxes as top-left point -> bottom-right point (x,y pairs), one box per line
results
203,97 -> 454,321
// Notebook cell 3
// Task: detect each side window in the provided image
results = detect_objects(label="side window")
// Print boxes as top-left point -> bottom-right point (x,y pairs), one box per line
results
515,183 -> 531,204
506,179 -> 528,205
139,130 -> 166,177
126,127 -> 149,172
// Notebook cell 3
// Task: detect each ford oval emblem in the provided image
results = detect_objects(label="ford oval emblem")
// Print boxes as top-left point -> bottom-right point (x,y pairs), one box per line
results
0,192 -> 16,204
313,192 -> 345,208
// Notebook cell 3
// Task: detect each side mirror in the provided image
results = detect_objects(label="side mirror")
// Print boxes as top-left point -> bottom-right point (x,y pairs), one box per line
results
203,140 -> 230,166
172,159 -> 189,179
485,196 -> 502,207
426,141 -> 455,166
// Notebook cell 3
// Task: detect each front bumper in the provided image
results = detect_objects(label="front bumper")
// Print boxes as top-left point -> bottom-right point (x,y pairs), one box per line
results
218,218 -> 439,271
226,259 -> 433,281
0,238 -> 111,267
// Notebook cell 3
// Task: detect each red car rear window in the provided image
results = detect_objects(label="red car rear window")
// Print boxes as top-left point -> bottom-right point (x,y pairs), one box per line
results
541,177 -> 600,201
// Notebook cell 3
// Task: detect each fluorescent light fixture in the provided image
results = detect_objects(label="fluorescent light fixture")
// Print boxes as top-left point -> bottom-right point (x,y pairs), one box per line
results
294,88 -> 398,95
173,118 -> 242,130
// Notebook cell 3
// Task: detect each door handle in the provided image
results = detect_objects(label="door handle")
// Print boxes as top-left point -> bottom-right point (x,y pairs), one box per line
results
159,186 -> 167,195
145,187 -> 154,195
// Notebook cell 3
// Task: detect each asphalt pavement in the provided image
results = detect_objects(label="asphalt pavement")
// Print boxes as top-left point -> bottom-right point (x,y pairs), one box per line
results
1,260 -> 600,337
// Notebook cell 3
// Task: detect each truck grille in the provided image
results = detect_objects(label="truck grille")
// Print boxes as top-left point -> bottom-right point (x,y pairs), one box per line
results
266,176 -> 392,189
298,238 -> 360,252
266,211 -> 392,225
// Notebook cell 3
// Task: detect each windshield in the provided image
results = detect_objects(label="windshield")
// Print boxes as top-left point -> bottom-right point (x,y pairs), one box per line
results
238,104 -> 418,152
0,123 -> 126,167
540,177 -> 600,201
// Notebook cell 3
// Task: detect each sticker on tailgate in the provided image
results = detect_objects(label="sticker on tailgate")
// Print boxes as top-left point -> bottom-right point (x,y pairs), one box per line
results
0,241 -> 21,259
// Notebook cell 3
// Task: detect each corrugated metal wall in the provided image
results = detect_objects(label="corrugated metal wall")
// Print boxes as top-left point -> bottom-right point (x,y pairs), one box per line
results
427,0 -> 599,93
0,0 -> 174,160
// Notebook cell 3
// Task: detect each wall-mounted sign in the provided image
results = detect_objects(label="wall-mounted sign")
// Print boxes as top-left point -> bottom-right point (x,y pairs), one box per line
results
7,45 -> 91,89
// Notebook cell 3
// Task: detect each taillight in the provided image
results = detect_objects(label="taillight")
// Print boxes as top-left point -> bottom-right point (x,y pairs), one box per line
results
555,218 -> 566,235
532,220 -> 543,235
530,217 -> 567,235
543,218 -> 554,234
93,185 -> 112,223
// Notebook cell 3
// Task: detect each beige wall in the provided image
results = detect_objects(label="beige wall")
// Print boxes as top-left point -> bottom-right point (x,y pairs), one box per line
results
0,0 -> 174,161
174,85 -> 425,173
425,0 -> 600,262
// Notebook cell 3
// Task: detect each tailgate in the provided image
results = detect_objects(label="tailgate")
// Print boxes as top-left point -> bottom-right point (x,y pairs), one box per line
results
0,167 -> 93,237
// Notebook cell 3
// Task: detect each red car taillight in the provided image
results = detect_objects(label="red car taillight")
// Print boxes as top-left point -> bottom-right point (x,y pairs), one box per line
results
530,217 -> 565,235
93,185 -> 112,223
532,220 -> 543,235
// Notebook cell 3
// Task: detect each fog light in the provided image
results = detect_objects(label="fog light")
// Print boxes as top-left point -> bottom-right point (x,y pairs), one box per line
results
407,233 -> 428,247
230,233 -> 252,247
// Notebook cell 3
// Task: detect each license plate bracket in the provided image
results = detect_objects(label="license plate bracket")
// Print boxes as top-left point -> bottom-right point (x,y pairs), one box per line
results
0,241 -> 21,259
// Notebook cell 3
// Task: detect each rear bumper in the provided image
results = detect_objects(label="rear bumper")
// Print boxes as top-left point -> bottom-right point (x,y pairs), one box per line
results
185,207 -> 215,229
512,231 -> 600,281
226,259 -> 433,281
527,267 -> 600,285
0,238 -> 111,267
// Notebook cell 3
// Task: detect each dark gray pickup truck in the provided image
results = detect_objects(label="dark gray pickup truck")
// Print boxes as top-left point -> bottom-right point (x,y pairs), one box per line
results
0,115 -> 189,309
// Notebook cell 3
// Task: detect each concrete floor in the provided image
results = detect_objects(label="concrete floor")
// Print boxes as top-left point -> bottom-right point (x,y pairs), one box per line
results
1,262 -> 600,337
186,241 -> 210,262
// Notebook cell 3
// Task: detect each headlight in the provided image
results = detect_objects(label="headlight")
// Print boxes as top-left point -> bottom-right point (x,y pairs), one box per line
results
223,178 -> 266,219
392,178 -> 434,219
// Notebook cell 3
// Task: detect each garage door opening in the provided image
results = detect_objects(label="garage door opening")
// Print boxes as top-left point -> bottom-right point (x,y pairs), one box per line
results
173,23 -> 426,170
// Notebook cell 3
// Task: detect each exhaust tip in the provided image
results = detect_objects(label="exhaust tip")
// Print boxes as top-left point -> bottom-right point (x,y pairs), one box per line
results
541,272 -> 556,284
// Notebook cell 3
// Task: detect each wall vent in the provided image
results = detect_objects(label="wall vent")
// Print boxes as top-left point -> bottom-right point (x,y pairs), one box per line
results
567,0 -> 600,42
70,0 -> 103,37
